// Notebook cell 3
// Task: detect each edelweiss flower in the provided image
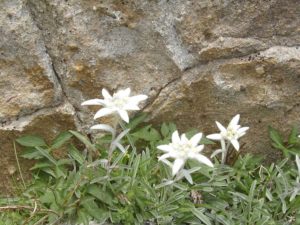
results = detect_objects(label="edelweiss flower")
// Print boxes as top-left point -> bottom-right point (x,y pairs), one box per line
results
207,114 -> 249,151
81,88 -> 148,123
157,131 -> 213,176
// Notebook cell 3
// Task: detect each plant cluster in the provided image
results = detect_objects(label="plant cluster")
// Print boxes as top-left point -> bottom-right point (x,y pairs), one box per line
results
1,88 -> 300,225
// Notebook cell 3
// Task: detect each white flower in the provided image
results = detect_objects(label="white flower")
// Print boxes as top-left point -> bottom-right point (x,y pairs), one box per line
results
207,114 -> 249,151
81,88 -> 148,123
157,130 -> 213,176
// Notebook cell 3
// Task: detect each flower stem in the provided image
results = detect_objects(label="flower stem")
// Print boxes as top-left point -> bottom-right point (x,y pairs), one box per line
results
118,120 -> 136,154
221,141 -> 231,164
107,122 -> 117,168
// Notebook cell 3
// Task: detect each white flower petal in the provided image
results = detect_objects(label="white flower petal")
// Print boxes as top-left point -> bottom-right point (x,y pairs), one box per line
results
181,134 -> 189,143
231,139 -> 240,151
94,108 -> 114,119
123,88 -> 131,97
206,133 -> 223,140
190,133 -> 202,147
124,102 -> 140,111
81,99 -> 105,106
193,154 -> 214,167
90,124 -> 116,136
172,158 -> 185,176
229,114 -> 240,127
130,95 -> 148,103
216,121 -> 227,133
194,145 -> 204,153
157,145 -> 173,152
160,159 -> 173,168
172,130 -> 181,144
158,153 -> 171,161
102,88 -> 112,99
118,110 -> 129,123
238,126 -> 249,134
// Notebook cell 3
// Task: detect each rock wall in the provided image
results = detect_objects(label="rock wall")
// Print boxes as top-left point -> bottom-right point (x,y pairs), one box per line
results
1,0 -> 300,191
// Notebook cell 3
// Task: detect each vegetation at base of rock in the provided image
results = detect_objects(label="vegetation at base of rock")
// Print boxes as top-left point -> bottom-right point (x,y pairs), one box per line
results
1,116 -> 300,225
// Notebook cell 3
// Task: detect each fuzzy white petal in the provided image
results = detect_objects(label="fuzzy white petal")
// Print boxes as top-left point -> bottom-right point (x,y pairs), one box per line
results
90,124 -> 116,136
190,133 -> 202,147
193,154 -> 214,167
207,133 -> 223,140
123,88 -> 131,97
130,95 -> 148,103
216,121 -> 227,133
172,158 -> 185,176
102,89 -> 112,99
181,134 -> 189,143
94,108 -> 114,119
231,139 -> 240,151
118,110 -> 129,123
81,99 -> 104,106
124,102 -> 140,110
238,127 -> 249,134
160,159 -> 173,168
172,131 -> 181,144
194,145 -> 204,153
157,145 -> 173,152
229,114 -> 240,127
158,153 -> 171,161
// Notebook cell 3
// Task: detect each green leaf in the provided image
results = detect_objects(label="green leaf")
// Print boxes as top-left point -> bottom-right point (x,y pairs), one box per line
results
21,148 -> 43,159
51,131 -> 73,149
87,185 -> 113,206
68,144 -> 85,165
30,161 -> 52,170
35,146 -> 58,166
268,126 -> 284,146
200,137 -> 216,145
288,126 -> 299,144
161,123 -> 169,137
69,130 -> 96,152
126,113 -> 148,130
130,154 -> 141,187
16,135 -> 46,147
132,125 -> 161,142
191,208 -> 212,225
81,198 -> 109,221
77,208 -> 90,225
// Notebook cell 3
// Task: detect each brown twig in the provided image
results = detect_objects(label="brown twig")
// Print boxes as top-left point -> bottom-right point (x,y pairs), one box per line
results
0,205 -> 59,216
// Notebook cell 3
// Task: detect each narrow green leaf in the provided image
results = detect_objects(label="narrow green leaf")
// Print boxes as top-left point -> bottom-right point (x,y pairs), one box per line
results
35,146 -> 58,166
192,208 -> 212,225
21,148 -> 43,159
51,131 -> 73,149
130,154 -> 141,187
16,135 -> 46,147
68,144 -> 85,165
69,130 -> 96,152
268,126 -> 284,146
288,126 -> 299,144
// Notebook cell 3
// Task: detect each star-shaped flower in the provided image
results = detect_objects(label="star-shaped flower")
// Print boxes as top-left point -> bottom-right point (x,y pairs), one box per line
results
157,131 -> 213,176
81,88 -> 148,123
207,114 -> 249,151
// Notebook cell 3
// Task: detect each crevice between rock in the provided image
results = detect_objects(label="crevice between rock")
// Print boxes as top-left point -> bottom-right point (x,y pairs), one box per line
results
10,1 -> 84,129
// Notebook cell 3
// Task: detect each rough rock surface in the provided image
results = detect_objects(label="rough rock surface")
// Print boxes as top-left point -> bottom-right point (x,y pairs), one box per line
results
0,0 -> 300,191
